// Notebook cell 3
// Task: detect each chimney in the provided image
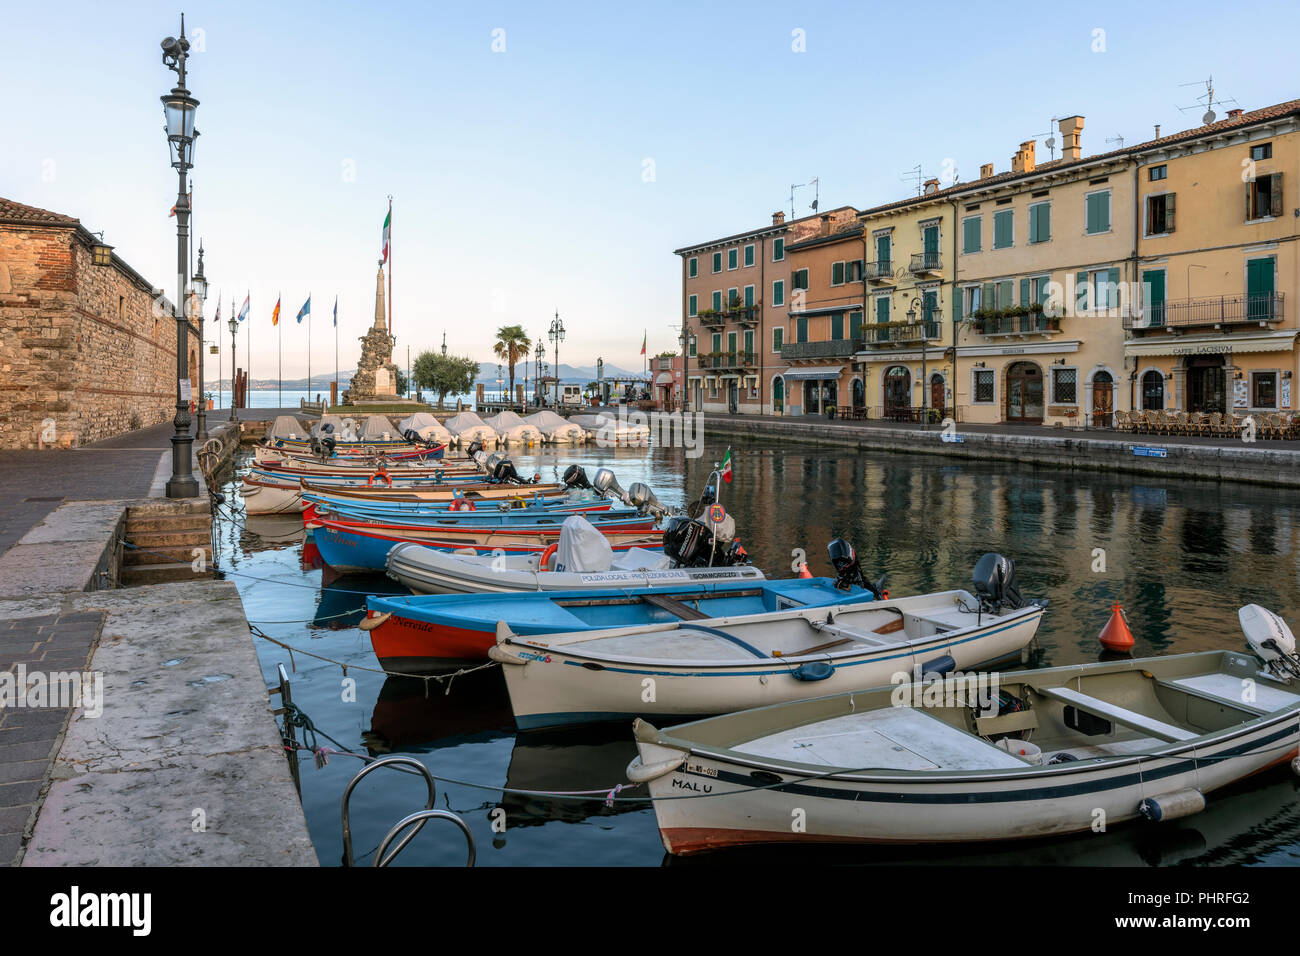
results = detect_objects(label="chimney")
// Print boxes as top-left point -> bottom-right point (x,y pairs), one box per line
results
1011,140 -> 1037,174
772,211 -> 785,225
1154,124 -> 1161,139
980,163 -> 994,179
923,177 -> 939,195
1058,116 -> 1084,161
1227,108 -> 1243,119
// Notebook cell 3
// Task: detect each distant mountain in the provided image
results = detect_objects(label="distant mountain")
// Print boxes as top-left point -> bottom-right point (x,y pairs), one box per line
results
473,361 -> 645,384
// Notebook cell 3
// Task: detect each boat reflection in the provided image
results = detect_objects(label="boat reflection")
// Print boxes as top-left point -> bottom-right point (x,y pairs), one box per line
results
363,670 -> 514,755
313,573 -> 407,630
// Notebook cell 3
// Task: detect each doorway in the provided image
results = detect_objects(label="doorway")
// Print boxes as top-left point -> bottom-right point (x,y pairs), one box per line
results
929,373 -> 946,419
1186,356 -> 1226,414
1005,362 -> 1044,424
884,366 -> 911,420
1090,370 -> 1114,427
772,376 -> 784,415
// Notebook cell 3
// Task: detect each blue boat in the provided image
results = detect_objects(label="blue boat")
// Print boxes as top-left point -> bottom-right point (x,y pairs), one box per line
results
361,577 -> 877,671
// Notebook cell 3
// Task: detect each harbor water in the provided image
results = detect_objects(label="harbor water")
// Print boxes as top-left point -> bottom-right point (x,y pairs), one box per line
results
216,437 -> 1300,866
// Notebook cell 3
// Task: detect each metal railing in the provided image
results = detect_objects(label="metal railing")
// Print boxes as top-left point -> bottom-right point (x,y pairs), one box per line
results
909,251 -> 942,274
861,322 -> 941,346
697,351 -> 757,370
341,755 -> 475,867
1122,293 -> 1284,330
779,339 -> 863,361
865,260 -> 894,281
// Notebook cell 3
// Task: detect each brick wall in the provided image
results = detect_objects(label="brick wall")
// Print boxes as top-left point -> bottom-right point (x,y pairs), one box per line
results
0,222 -> 198,448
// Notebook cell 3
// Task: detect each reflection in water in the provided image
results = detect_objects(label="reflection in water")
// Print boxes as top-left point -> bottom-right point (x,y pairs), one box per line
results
222,440 -> 1300,866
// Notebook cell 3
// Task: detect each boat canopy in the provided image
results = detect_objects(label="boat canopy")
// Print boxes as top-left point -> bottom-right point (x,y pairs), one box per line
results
358,415 -> 396,440
553,515 -> 614,573
268,415 -> 309,440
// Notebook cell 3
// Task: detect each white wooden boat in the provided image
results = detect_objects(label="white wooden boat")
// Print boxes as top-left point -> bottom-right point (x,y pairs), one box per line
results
444,411 -> 499,446
627,606 -> 1300,855
492,579 -> 1045,730
387,541 -> 766,594
397,412 -> 455,445
569,413 -> 650,446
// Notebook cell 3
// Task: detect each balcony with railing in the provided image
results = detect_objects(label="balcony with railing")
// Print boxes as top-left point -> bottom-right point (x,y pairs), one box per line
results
972,310 -> 1062,337
697,350 -> 757,371
779,338 -> 863,362
1121,293 -> 1285,331
860,321 -> 942,347
909,251 -> 942,276
865,260 -> 895,284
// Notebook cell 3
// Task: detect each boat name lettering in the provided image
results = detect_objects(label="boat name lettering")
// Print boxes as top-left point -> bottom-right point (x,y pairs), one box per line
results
518,651 -> 552,663
670,776 -> 712,793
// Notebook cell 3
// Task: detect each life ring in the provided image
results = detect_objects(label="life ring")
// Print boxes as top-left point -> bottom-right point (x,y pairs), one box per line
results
367,471 -> 393,487
449,498 -> 476,512
539,542 -> 558,571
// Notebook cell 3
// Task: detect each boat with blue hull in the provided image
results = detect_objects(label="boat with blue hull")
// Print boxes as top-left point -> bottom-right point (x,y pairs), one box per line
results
362,577 -> 878,672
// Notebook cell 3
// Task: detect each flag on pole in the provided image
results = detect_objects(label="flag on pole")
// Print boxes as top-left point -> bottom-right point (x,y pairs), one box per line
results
237,292 -> 249,322
641,331 -> 647,355
381,206 -> 391,263
271,295 -> 281,326
296,295 -> 311,323
333,295 -> 338,327
214,291 -> 221,321
720,447 -> 733,484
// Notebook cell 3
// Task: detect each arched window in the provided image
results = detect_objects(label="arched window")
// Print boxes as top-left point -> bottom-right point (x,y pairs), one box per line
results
1141,369 -> 1164,411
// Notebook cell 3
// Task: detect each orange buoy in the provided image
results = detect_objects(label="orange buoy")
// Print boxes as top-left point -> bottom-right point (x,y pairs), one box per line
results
1099,602 -> 1135,652
798,562 -> 812,578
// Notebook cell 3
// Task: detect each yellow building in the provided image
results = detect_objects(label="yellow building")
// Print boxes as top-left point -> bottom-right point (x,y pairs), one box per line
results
1126,101 -> 1299,417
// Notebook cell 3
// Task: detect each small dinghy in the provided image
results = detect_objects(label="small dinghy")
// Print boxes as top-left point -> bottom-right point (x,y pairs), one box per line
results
493,549 -> 1043,729
525,410 -> 586,443
484,411 -> 544,445
628,603 -> 1300,855
387,507 -> 762,594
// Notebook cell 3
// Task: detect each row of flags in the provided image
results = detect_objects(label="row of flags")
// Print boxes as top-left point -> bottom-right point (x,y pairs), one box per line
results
233,293 -> 338,326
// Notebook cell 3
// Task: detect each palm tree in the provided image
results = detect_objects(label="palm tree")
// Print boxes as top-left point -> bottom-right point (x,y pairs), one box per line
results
492,325 -> 531,406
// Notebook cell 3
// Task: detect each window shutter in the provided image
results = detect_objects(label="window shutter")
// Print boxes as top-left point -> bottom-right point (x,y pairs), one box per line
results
1271,174 -> 1284,218
1246,182 -> 1253,221
1107,267 -> 1120,309
832,262 -> 844,285
1076,271 -> 1088,311
954,288 -> 963,321
1019,278 -> 1030,305
1165,193 -> 1175,233
744,286 -> 754,308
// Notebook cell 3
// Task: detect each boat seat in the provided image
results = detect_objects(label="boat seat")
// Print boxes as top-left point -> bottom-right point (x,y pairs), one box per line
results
1033,686 -> 1196,742
641,593 -> 709,621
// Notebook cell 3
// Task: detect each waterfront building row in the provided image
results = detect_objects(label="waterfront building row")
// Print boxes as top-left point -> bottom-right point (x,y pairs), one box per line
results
674,99 -> 1299,426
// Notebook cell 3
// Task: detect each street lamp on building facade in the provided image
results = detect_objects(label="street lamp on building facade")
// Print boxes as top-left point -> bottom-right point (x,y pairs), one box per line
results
160,16 -> 199,497
548,311 -> 565,408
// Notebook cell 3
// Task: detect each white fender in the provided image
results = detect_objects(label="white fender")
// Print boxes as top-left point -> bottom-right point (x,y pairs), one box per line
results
358,611 -> 391,631
625,754 -> 686,785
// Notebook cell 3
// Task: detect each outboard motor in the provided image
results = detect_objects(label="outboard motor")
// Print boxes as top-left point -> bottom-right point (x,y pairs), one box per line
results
827,539 -> 886,597
972,553 -> 1026,613
1240,604 -> 1300,681
562,464 -> 591,489
662,516 -> 708,567
627,482 -> 667,520
485,453 -> 504,475
466,440 -> 484,458
592,468 -> 629,504
492,457 -> 521,484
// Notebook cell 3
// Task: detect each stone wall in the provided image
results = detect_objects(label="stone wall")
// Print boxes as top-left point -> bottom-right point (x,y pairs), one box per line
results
0,222 -> 198,448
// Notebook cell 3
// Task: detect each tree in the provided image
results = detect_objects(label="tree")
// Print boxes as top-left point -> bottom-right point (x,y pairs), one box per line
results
395,367 -> 408,397
492,325 -> 531,405
413,350 -> 479,407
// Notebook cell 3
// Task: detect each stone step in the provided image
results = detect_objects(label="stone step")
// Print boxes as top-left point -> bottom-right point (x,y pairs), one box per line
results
125,528 -> 212,548
127,498 -> 211,517
125,513 -> 212,533
123,544 -> 211,567
119,563 -> 217,586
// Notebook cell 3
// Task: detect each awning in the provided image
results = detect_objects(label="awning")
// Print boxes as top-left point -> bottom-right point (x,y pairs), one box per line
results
1125,330 -> 1297,358
653,371 -> 674,386
781,366 -> 845,381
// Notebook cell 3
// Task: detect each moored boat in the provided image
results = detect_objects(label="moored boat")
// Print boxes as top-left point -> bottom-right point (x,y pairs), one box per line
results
627,604 -> 1300,855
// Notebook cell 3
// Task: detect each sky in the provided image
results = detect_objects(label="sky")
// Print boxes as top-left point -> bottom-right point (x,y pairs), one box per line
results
2,0 -> 1297,380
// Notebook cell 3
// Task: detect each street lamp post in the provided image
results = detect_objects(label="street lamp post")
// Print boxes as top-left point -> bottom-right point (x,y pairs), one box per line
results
534,339 -> 545,407
548,311 -> 565,408
907,295 -> 930,432
193,241 -> 209,439
161,17 -> 200,497
228,312 -> 238,422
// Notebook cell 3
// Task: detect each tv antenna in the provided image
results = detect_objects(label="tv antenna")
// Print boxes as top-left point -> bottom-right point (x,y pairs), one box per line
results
1106,133 -> 1125,149
1178,75 -> 1237,126
899,164 -> 923,196
789,177 -> 820,217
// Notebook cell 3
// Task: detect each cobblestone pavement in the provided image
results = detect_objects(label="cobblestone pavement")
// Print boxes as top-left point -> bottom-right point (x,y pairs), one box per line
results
0,610 -> 104,866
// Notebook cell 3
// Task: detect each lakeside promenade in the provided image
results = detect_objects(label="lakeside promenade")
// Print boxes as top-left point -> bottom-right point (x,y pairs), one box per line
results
0,413 -> 314,866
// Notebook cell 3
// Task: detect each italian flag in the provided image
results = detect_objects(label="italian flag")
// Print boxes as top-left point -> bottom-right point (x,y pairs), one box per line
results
720,447 -> 733,484
381,206 -> 391,263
